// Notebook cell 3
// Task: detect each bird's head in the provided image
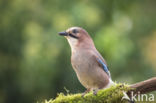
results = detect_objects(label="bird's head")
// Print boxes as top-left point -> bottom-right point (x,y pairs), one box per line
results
59,27 -> 94,51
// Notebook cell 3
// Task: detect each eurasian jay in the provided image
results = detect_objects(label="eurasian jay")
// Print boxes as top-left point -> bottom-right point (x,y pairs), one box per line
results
59,27 -> 114,95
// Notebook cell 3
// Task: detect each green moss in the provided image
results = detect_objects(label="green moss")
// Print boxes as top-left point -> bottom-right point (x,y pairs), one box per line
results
41,84 -> 132,103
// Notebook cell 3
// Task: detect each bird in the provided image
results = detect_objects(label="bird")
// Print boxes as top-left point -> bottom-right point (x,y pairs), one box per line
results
58,27 -> 115,96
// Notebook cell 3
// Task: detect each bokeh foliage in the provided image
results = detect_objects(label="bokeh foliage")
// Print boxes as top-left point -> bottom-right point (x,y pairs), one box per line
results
0,0 -> 156,103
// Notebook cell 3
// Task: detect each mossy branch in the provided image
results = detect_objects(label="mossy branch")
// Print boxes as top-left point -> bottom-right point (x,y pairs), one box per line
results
44,84 -> 131,103
42,77 -> 156,103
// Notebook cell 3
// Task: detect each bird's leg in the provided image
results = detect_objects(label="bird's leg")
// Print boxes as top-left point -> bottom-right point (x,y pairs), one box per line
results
93,89 -> 99,95
82,88 -> 91,97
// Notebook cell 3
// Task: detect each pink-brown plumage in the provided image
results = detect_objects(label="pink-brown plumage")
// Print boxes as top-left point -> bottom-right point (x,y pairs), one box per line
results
59,27 -> 114,95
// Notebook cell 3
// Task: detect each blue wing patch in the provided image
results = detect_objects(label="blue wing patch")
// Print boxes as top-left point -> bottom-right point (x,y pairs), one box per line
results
97,59 -> 110,76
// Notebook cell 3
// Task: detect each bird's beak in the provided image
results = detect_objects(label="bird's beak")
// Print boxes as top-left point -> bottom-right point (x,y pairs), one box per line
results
58,31 -> 68,36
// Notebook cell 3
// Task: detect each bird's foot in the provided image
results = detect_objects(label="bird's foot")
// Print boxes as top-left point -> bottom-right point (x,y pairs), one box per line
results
81,92 -> 86,97
93,89 -> 98,95
81,88 -> 91,97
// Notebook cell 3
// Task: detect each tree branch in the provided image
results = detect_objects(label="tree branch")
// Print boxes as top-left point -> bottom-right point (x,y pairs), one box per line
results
128,77 -> 156,95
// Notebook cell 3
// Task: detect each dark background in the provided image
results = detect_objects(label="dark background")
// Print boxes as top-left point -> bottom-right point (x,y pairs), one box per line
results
0,0 -> 156,103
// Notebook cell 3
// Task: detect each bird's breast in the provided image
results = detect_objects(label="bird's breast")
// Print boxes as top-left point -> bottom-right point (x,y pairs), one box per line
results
71,51 -> 94,72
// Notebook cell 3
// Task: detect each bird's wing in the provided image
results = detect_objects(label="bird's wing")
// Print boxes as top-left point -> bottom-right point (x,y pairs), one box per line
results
92,50 -> 111,77
96,58 -> 111,77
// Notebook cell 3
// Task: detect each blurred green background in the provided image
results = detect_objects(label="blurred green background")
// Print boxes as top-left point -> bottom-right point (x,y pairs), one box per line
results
0,0 -> 156,103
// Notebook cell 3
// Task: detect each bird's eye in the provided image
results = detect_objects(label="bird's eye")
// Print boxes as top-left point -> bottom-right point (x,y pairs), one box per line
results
72,29 -> 78,34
